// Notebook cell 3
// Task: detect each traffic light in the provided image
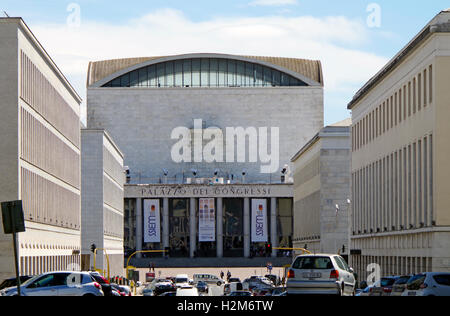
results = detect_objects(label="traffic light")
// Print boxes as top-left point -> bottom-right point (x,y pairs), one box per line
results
265,243 -> 272,255
90,244 -> 97,253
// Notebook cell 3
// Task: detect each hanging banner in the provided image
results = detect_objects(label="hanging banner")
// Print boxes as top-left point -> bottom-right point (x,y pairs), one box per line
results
251,199 -> 268,243
143,199 -> 161,243
199,198 -> 215,242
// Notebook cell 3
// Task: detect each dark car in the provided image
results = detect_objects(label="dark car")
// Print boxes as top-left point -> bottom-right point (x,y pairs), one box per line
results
89,272 -> 114,296
228,278 -> 241,283
154,281 -> 176,296
391,275 -> 412,297
229,291 -> 252,297
159,291 -> 177,296
111,284 -> 132,296
0,276 -> 34,290
265,274 -> 281,286
370,276 -> 400,296
196,281 -> 208,293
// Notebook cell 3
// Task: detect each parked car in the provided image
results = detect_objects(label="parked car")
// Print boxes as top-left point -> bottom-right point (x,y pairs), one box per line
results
391,275 -> 412,297
243,276 -> 273,290
0,272 -> 104,296
111,283 -> 132,296
154,280 -> 176,296
0,276 -> 34,290
175,274 -> 190,288
224,282 -> 244,295
356,280 -> 380,296
286,254 -> 356,296
403,273 -> 450,296
269,287 -> 286,296
159,291 -> 177,296
196,281 -> 208,293
265,274 -> 281,286
176,286 -> 199,297
370,276 -> 400,296
193,273 -> 225,286
89,271 -> 113,296
228,278 -> 241,283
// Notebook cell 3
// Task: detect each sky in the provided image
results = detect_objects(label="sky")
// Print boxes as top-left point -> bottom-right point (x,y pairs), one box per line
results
1,0 -> 449,125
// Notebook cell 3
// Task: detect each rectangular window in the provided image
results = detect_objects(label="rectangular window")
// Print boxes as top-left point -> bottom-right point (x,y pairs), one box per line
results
236,61 -> 245,86
429,65 -> 433,104
183,59 -> 192,87
423,69 -> 427,107
227,60 -> 236,87
418,73 -> 422,111
138,68 -> 148,87
201,58 -> 209,87
165,62 -> 174,87
192,59 -> 201,87
156,63 -> 165,87
175,60 -> 184,87
209,59 -> 218,87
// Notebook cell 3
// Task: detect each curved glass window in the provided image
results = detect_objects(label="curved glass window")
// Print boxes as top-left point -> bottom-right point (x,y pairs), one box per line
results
103,58 -> 307,88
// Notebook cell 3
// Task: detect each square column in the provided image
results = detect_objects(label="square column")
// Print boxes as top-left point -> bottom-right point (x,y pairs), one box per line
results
244,198 -> 250,258
163,198 -> 169,254
190,198 -> 197,258
136,198 -> 143,259
216,198 -> 223,258
271,197 -> 278,258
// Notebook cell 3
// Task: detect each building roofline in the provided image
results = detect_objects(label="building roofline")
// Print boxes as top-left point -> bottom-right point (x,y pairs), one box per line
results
81,128 -> 124,158
291,120 -> 351,162
0,17 -> 82,103
87,53 -> 323,88
348,10 -> 450,110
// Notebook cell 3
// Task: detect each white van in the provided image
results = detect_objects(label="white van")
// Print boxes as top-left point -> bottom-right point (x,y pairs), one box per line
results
193,274 -> 225,286
175,274 -> 190,288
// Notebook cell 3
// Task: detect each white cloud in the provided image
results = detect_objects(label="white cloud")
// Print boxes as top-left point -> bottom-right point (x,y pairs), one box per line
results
248,0 -> 298,6
29,8 -> 388,125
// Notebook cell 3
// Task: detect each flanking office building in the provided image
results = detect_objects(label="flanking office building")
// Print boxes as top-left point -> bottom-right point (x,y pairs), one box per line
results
0,18 -> 82,280
291,119 -> 352,258
349,10 -> 450,279
81,129 -> 125,277
86,53 -> 324,265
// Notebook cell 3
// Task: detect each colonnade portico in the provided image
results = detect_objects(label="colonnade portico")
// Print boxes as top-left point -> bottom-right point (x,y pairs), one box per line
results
126,184 -> 293,260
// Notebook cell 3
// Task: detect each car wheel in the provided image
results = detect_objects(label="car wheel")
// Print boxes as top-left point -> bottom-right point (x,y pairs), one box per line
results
217,281 -> 222,286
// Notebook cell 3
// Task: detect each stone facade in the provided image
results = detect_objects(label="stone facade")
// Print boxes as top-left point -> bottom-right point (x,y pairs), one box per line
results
349,10 -> 450,279
87,56 -> 323,185
81,129 -> 125,277
0,18 -> 82,281
291,120 -> 352,256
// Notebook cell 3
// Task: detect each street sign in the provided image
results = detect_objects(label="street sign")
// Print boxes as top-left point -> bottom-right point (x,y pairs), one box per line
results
1,200 -> 26,296
1,200 -> 25,234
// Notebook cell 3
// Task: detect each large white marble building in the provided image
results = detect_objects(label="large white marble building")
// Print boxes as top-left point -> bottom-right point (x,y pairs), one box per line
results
0,18 -> 82,280
86,53 -> 324,263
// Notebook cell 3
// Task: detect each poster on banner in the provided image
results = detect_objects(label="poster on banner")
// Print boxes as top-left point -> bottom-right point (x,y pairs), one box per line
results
199,198 -> 215,242
143,199 -> 161,243
251,199 -> 268,243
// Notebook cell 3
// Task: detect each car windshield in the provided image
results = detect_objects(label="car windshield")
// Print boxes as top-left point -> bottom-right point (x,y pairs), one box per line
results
292,256 -> 333,270
176,278 -> 188,283
394,276 -> 411,285
380,278 -> 396,287
407,274 -> 426,290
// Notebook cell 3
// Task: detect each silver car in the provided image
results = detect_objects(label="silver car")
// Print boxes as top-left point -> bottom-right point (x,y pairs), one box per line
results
1,271 -> 104,296
286,254 -> 356,296
402,273 -> 450,296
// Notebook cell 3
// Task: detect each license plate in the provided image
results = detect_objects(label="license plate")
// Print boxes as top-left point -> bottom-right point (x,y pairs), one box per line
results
302,272 -> 322,279
408,292 -> 416,296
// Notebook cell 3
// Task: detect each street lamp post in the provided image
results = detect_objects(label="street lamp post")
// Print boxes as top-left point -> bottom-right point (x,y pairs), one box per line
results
347,199 -> 352,269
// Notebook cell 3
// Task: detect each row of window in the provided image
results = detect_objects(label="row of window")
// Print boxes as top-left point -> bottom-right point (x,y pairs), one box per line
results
352,134 -> 434,235
103,208 -> 124,239
353,65 -> 433,151
21,107 -> 80,189
21,167 -> 81,229
354,255 -> 432,283
20,51 -> 80,148
20,255 -> 80,277
102,58 -> 307,88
